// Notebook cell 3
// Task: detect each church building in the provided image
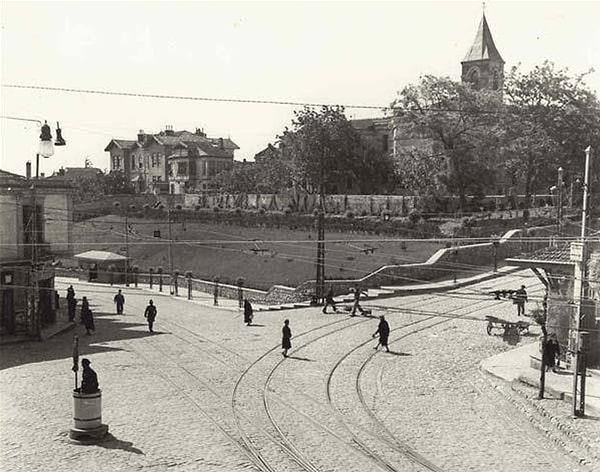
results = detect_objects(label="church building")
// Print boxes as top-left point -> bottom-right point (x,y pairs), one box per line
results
352,13 -> 505,188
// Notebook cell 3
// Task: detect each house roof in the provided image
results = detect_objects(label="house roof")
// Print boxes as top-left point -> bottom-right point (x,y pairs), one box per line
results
0,169 -> 27,184
104,139 -> 138,152
47,167 -> 103,181
167,141 -> 233,159
506,245 -> 574,269
74,250 -> 128,262
0,169 -> 74,190
350,117 -> 391,132
153,130 -> 239,150
462,14 -> 504,64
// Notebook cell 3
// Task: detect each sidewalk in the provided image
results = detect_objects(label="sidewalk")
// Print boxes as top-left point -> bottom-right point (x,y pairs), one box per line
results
7,265 -> 519,345
481,342 -> 600,416
0,308 -> 76,346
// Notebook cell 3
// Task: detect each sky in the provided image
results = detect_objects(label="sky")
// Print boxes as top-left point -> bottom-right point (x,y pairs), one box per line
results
1,1 -> 599,177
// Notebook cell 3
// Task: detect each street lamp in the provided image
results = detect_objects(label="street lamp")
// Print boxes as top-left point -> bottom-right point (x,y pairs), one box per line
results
27,119 -> 66,338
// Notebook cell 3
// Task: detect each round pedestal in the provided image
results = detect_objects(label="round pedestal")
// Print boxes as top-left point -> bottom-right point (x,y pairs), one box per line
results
72,390 -> 102,429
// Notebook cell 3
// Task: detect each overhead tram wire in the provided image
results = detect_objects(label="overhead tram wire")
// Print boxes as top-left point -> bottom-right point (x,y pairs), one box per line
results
2,83 -> 571,115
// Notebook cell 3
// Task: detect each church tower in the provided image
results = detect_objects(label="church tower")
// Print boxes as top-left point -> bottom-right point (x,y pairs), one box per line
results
461,14 -> 504,91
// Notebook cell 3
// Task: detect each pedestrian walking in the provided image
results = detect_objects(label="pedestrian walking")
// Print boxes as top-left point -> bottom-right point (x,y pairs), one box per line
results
372,315 -> 390,352
213,280 -> 219,306
282,319 -> 292,357
243,299 -> 254,326
144,299 -> 157,333
513,285 -> 528,316
113,289 -> 125,315
351,285 -> 366,316
80,297 -> 95,335
322,286 -> 338,314
66,285 -> 76,322
543,334 -> 561,372
67,296 -> 77,322
79,358 -> 99,394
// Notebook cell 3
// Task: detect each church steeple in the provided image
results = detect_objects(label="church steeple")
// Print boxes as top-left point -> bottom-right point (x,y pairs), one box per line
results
461,13 -> 505,91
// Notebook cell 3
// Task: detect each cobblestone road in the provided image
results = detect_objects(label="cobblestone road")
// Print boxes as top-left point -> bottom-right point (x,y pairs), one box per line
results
1,272 -> 597,471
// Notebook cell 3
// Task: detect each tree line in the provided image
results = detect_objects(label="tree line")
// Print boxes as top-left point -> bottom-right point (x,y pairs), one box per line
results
214,62 -> 600,211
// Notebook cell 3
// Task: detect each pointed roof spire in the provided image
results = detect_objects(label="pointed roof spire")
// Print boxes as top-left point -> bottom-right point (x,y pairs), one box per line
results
463,13 -> 504,63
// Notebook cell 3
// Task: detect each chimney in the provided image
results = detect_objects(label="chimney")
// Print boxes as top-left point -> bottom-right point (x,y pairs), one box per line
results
26,161 -> 32,179
40,173 -> 45,178
195,128 -> 206,137
137,129 -> 145,143
165,125 -> 174,136
219,137 -> 224,149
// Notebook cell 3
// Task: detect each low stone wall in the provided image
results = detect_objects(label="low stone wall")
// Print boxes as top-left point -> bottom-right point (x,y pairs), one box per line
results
297,226 -> 557,297
184,192 -> 555,217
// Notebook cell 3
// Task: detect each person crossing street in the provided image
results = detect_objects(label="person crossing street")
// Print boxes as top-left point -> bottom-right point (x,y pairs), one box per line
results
144,299 -> 157,333
113,289 -> 125,315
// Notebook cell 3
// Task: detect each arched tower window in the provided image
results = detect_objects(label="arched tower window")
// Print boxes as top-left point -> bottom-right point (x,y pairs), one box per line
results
492,69 -> 500,90
467,68 -> 480,90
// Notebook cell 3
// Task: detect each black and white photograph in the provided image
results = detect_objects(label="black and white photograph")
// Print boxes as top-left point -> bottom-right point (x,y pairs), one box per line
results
1,1 -> 599,471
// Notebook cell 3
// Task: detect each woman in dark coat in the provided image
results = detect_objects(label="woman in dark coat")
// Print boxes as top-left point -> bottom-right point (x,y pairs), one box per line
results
80,296 -> 95,335
373,315 -> 390,352
282,319 -> 292,357
543,335 -> 561,372
243,299 -> 254,326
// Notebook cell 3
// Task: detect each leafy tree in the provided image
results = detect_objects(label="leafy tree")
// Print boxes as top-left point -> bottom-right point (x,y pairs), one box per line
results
503,62 -> 600,195
278,106 -> 396,195
497,115 -> 559,197
102,170 -> 135,195
391,76 -> 503,208
212,162 -> 260,193
253,144 -> 294,193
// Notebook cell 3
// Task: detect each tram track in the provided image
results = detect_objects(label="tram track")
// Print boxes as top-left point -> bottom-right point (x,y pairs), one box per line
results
64,272 -> 540,471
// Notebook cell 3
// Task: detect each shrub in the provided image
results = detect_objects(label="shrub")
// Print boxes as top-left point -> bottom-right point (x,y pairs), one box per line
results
185,270 -> 193,278
235,207 -> 242,215
408,210 -> 422,224
345,210 -> 355,219
213,206 -> 220,212
259,208 -> 265,214
175,204 -> 183,210
195,205 -> 202,211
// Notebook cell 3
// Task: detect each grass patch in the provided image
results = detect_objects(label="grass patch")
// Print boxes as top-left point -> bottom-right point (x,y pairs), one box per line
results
69,215 -> 444,290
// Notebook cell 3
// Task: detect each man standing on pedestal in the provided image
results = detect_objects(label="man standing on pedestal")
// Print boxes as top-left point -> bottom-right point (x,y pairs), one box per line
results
80,358 -> 99,394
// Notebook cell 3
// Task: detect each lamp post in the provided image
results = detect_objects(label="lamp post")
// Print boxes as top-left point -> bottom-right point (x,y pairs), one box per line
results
571,146 -> 592,417
24,119 -> 66,339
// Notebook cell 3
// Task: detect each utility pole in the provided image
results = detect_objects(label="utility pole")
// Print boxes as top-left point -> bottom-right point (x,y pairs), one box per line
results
557,166 -> 564,235
30,170 -> 41,339
571,145 -> 592,417
315,143 -> 326,306
124,207 -> 130,287
167,205 -> 174,294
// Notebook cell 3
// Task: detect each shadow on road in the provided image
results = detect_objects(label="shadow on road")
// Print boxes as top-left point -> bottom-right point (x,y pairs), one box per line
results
246,324 -> 266,327
72,433 -> 145,454
286,355 -> 314,362
1,311 -> 157,371
386,351 -> 412,356
97,433 -> 145,454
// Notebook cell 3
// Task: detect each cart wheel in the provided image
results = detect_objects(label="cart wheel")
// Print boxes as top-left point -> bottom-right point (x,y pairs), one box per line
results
486,322 -> 492,336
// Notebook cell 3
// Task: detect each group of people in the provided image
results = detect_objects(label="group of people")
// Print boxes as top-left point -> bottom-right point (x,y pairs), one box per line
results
66,285 -> 157,334
322,285 -> 368,316
66,285 -> 95,335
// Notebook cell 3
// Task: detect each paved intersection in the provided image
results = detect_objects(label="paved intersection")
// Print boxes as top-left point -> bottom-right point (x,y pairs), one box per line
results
1,271 -> 596,472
